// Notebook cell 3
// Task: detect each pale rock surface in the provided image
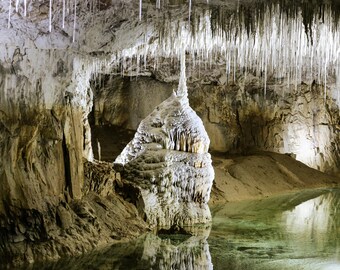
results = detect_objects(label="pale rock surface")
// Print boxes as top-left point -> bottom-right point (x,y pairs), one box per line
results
0,3 -> 146,264
190,75 -> 340,174
91,76 -> 173,129
114,75 -> 214,228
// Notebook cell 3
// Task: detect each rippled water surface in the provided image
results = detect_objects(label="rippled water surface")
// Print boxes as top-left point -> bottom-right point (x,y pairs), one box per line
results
31,189 -> 340,270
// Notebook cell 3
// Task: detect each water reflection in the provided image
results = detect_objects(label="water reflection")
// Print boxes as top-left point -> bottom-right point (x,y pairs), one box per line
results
283,192 -> 333,234
30,227 -> 213,270
280,191 -> 340,264
28,189 -> 340,270
282,192 -> 334,250
210,189 -> 340,270
142,234 -> 213,270
140,232 -> 213,270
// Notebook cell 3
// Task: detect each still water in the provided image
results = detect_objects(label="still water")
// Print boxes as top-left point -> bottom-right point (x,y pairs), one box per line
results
32,189 -> 340,270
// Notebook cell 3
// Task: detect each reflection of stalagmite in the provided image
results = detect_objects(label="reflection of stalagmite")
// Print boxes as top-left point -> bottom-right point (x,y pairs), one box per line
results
114,53 -> 214,228
140,233 -> 213,270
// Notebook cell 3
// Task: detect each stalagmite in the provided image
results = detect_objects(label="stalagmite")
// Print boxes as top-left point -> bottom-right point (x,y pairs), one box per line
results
114,51 -> 214,228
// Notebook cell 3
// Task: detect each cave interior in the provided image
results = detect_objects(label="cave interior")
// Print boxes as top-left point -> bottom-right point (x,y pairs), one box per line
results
0,0 -> 340,268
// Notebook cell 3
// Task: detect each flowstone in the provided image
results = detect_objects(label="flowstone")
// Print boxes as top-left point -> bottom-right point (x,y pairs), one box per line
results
114,70 -> 214,228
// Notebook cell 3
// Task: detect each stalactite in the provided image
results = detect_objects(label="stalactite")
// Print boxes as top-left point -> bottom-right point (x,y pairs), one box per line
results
114,3 -> 339,97
1,0 -> 340,97
7,0 -> 11,28
188,0 -> 192,23
62,0 -> 65,28
49,0 -> 52,32
72,0 -> 77,43
139,0 -> 142,21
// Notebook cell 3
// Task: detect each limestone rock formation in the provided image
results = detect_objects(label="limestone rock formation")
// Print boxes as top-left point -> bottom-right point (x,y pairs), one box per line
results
114,74 -> 214,228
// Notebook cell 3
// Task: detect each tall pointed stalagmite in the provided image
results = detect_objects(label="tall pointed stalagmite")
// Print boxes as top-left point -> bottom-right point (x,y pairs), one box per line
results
114,51 -> 214,228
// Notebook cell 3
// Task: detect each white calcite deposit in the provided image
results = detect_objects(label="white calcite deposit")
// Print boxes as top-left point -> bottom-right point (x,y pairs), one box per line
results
115,57 -> 214,228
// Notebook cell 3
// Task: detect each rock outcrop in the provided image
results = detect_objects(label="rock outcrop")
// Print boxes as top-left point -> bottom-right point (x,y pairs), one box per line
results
0,44 -> 149,267
114,68 -> 214,228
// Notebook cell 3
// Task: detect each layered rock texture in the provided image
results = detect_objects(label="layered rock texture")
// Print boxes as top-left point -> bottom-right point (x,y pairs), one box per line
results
0,43 -> 131,266
0,159 -> 147,267
114,72 -> 214,228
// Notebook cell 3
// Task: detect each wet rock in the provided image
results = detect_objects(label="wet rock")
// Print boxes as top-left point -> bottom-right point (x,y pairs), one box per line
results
56,206 -> 73,230
83,160 -> 117,197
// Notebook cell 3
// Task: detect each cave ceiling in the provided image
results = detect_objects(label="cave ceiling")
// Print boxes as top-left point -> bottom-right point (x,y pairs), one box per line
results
0,0 -> 340,87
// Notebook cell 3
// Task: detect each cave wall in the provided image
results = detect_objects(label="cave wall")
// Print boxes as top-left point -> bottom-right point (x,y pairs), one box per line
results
91,76 -> 174,129
92,74 -> 340,173
191,75 -> 340,173
0,45 -> 80,262
0,22 -> 118,261
0,1 -> 147,264
0,44 -> 149,266
0,47 -> 79,206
